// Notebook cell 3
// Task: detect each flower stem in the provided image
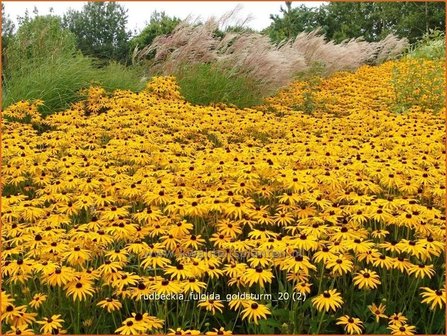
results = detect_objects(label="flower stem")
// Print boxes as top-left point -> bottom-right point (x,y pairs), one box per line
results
316,312 -> 325,334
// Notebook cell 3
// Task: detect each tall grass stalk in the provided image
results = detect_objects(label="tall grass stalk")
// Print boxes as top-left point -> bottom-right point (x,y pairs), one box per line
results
134,12 -> 408,107
3,56 -> 145,115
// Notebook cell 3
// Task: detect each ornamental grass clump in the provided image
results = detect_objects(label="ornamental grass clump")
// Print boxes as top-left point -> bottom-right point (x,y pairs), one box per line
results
133,12 -> 408,106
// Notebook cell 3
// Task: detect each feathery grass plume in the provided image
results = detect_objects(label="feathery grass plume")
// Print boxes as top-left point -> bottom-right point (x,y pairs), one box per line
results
374,34 -> 409,64
135,8 -> 408,105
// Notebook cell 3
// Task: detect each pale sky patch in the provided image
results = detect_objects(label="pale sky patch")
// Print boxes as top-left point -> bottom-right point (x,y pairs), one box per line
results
3,1 -> 325,33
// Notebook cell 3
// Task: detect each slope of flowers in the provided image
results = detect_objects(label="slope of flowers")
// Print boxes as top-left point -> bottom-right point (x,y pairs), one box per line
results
1,59 -> 445,335
264,59 -> 445,116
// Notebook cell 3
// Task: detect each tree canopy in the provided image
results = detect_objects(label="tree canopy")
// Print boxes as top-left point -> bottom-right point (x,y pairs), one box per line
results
265,1 -> 446,43
130,11 -> 181,55
63,2 -> 131,63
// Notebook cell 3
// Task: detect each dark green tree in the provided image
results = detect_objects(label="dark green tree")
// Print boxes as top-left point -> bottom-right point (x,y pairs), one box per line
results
264,2 -> 321,42
320,2 -> 445,43
63,2 -> 131,63
265,2 -> 445,44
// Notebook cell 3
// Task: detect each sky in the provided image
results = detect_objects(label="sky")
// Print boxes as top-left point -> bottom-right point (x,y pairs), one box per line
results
3,1 -> 324,33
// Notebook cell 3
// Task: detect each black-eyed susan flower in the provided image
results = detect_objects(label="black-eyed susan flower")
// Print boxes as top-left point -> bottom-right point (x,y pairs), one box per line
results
368,303 -> 387,322
182,277 -> 207,293
372,254 -> 394,270
28,293 -> 47,309
407,263 -> 435,279
167,328 -> 201,336
197,298 -> 224,315
388,313 -> 408,326
228,298 -> 254,311
326,255 -> 354,276
294,281 -> 312,295
336,315 -> 363,334
10,309 -> 37,327
206,327 -> 232,335
164,264 -> 194,280
388,323 -> 416,335
419,287 -> 446,310
241,301 -> 271,325
0,292 -> 15,314
1,305 -> 27,325
36,315 -> 64,334
6,325 -> 35,335
97,297 -> 123,313
242,267 -> 274,288
115,319 -> 144,335
151,278 -> 182,295
311,289 -> 344,312
64,278 -> 95,301
42,266 -> 76,287
392,256 -> 412,273
353,269 -> 381,290
126,313 -> 163,333
281,253 -> 317,273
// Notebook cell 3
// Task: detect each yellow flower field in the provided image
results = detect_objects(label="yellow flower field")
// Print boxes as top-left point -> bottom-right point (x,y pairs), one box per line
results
1,59 -> 445,335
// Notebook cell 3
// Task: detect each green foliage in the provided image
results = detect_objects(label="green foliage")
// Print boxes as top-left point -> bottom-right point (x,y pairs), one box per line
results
322,2 -> 445,43
63,2 -> 131,63
130,11 -> 181,58
3,56 -> 94,115
97,62 -> 146,93
264,2 -> 322,42
2,8 -> 144,115
1,4 -> 15,50
3,14 -> 77,79
213,24 -> 256,39
406,29 -> 445,60
265,2 -> 445,44
391,59 -> 445,114
175,63 -> 263,108
294,62 -> 326,115
2,56 -> 145,115
200,130 -> 224,148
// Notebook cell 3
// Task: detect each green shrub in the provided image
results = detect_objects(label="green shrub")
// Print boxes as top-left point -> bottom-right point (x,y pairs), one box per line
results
391,58 -> 445,114
3,15 -> 77,79
175,63 -> 263,108
406,29 -> 445,60
293,62 -> 326,114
